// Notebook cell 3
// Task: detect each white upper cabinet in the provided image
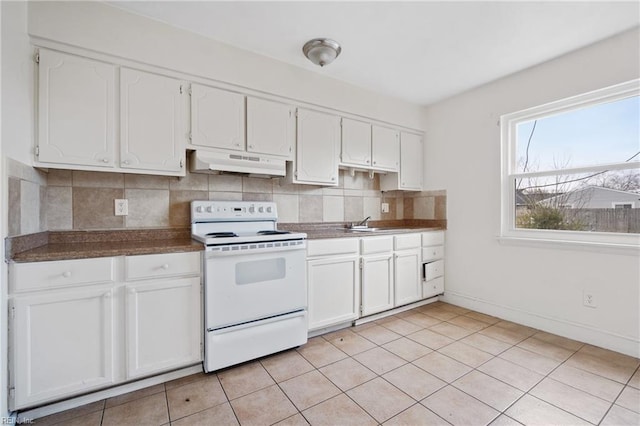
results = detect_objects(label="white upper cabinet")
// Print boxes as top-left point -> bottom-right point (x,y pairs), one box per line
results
371,125 -> 400,171
120,68 -> 185,173
381,131 -> 423,191
37,49 -> 116,168
399,132 -> 423,190
294,108 -> 340,186
340,118 -> 372,167
190,83 -> 245,151
247,97 -> 294,159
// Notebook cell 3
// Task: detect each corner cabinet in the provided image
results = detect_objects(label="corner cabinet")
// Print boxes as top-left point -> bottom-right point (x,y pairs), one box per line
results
8,252 -> 202,410
37,49 -> 117,168
35,48 -> 186,176
293,108 -> 340,186
306,239 -> 360,331
380,132 -> 423,191
120,68 -> 185,173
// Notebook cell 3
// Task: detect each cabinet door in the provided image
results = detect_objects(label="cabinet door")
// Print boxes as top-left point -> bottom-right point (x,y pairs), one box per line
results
371,125 -> 399,171
394,249 -> 422,306
295,108 -> 340,185
12,286 -> 116,409
191,84 -> 245,151
120,68 -> 185,174
307,256 -> 360,331
37,49 -> 116,167
399,132 -> 423,190
126,277 -> 201,379
361,254 -> 394,316
247,97 -> 294,158
341,118 -> 371,167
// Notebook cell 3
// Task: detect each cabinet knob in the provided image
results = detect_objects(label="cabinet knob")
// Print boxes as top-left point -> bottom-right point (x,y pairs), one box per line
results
366,160 -> 370,163
373,161 -> 377,164
235,143 -> 241,147
248,145 -> 254,149
122,160 -> 130,165
101,158 -> 109,163
331,177 -> 336,181
62,271 -> 71,278
103,292 -> 111,299
161,264 -> 170,270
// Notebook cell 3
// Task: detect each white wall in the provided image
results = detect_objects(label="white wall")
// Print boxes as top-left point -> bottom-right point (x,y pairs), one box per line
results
27,1 -> 423,132
1,1 -> 33,417
2,1 -> 33,165
424,27 -> 640,357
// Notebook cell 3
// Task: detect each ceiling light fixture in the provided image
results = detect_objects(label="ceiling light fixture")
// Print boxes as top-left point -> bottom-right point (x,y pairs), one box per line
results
302,38 -> 342,67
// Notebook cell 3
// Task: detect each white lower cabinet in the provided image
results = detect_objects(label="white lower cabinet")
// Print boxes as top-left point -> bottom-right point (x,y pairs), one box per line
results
422,231 -> 446,299
9,252 -> 202,410
307,239 -> 360,331
360,236 -> 394,316
12,285 -> 117,408
125,277 -> 201,379
394,249 -> 422,306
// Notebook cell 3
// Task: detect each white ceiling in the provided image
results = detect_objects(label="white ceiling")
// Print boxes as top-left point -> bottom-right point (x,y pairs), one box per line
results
108,1 -> 639,106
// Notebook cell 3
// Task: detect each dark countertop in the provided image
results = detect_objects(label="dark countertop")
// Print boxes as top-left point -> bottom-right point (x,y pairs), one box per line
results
280,219 -> 446,239
6,220 -> 445,262
7,228 -> 204,263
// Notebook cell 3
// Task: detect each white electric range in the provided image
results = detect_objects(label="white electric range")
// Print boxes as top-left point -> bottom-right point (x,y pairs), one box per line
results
191,200 -> 308,372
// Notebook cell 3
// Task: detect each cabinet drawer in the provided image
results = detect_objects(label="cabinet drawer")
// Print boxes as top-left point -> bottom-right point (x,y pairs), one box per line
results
423,276 -> 444,298
361,236 -> 394,255
422,246 -> 444,262
394,233 -> 421,251
307,238 -> 359,257
424,260 -> 444,280
125,252 -> 201,281
11,257 -> 116,293
422,231 -> 445,247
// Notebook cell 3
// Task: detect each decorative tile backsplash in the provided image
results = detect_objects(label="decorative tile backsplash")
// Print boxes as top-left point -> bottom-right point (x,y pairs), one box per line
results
6,158 -> 446,234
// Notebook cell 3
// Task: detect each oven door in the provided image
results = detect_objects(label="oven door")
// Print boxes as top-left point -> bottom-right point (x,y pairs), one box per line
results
204,244 -> 307,329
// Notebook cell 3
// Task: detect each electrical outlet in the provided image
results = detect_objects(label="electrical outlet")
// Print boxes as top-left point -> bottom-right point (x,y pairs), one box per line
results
583,291 -> 597,308
381,202 -> 390,213
115,199 -> 128,216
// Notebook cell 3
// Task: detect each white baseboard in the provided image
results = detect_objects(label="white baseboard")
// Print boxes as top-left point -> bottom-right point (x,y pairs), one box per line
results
17,364 -> 203,421
441,291 -> 640,358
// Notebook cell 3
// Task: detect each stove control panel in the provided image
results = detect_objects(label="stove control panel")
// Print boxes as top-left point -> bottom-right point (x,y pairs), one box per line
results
191,201 -> 278,222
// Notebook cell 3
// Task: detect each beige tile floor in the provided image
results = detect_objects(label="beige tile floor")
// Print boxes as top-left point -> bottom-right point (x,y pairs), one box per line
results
33,302 -> 640,426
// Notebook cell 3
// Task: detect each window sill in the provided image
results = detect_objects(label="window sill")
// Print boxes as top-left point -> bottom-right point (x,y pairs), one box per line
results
498,235 -> 640,255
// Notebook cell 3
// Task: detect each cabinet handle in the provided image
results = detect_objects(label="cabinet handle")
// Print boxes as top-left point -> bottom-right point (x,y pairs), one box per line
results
122,160 -> 130,165
161,264 -> 170,270
62,271 -> 71,278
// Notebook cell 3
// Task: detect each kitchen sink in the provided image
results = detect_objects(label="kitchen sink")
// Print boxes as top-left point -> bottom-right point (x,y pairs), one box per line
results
343,227 -> 411,233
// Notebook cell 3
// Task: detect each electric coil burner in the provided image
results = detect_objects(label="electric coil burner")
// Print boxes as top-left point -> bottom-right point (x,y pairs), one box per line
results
191,201 -> 308,372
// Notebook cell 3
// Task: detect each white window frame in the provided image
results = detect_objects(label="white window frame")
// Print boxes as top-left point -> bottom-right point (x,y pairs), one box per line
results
500,79 -> 640,248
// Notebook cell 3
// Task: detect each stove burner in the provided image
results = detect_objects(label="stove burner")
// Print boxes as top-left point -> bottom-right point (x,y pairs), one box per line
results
257,230 -> 291,236
205,232 -> 239,238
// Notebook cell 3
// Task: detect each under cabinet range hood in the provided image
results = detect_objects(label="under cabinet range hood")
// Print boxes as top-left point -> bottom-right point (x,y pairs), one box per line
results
189,150 -> 286,177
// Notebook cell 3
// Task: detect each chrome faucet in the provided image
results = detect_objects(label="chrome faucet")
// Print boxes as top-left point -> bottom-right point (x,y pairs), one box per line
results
351,216 -> 371,228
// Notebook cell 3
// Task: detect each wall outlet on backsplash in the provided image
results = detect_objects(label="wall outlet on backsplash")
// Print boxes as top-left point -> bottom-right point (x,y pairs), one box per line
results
115,199 -> 128,216
381,202 -> 390,213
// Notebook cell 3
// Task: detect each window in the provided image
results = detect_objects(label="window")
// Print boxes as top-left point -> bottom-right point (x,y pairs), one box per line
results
501,80 -> 640,247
